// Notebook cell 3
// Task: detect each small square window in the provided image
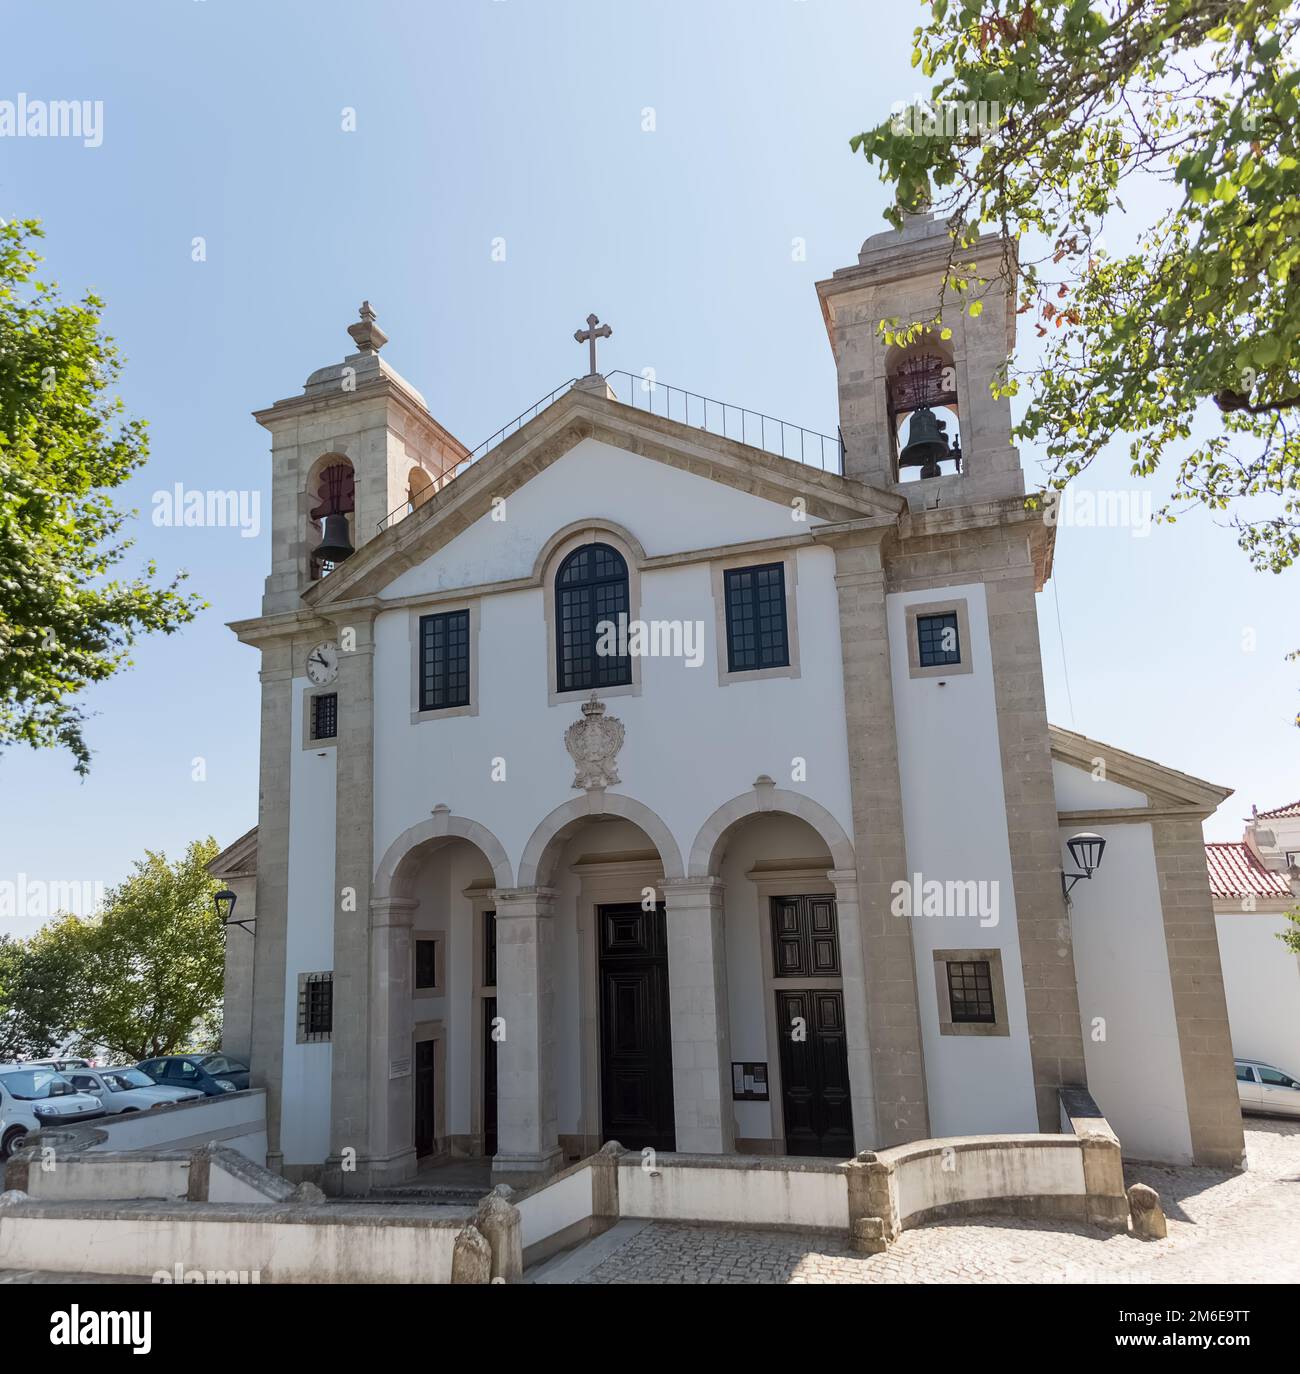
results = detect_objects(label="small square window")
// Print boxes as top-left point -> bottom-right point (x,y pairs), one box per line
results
419,609 -> 471,711
917,612 -> 961,668
724,563 -> 789,673
946,960 -> 995,1024
311,692 -> 338,741
298,972 -> 333,1042
415,939 -> 439,992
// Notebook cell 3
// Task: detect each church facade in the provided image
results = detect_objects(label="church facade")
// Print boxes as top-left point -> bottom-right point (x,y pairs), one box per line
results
220,212 -> 1245,1192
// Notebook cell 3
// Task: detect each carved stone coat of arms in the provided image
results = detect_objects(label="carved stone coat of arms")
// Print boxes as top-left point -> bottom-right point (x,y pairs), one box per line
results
565,692 -> 625,790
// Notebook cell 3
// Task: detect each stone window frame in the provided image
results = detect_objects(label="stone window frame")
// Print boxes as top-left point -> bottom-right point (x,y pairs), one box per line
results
932,948 -> 1010,1037
412,929 -> 443,994
904,596 -> 974,680
296,970 -> 334,1044
408,600 -> 480,723
542,526 -> 644,708
301,684 -> 339,751
710,548 -> 802,687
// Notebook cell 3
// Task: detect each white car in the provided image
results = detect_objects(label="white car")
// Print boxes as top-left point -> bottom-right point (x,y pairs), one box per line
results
1235,1059 -> 1300,1118
64,1067 -> 204,1114
0,1067 -> 106,1159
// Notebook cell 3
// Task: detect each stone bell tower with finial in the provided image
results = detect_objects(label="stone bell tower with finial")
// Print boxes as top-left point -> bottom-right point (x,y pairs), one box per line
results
815,207 -> 1025,512
252,302 -> 470,616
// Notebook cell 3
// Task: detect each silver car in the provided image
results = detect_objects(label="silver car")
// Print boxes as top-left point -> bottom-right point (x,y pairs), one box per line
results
64,1067 -> 204,1114
1235,1059 -> 1300,1118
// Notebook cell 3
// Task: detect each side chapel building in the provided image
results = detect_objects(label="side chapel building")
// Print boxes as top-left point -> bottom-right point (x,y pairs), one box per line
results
217,210 -> 1245,1191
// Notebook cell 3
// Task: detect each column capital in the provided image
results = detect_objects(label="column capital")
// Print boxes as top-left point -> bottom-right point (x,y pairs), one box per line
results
491,886 -> 558,917
660,875 -> 726,901
828,869 -> 860,896
369,896 -> 418,928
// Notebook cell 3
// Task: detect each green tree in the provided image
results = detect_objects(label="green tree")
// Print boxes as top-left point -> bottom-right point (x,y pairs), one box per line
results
851,1 -> 1300,572
20,839 -> 225,1061
0,217 -> 203,774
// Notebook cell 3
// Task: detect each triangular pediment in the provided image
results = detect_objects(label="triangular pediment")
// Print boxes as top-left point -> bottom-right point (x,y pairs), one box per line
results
1049,725 -> 1232,818
305,386 -> 905,607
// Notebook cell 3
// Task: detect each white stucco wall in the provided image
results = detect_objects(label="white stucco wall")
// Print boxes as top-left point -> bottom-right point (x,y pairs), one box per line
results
1056,798 -> 1194,1163
887,582 -> 1039,1135
280,682 -> 336,1166
371,439 -> 854,894
1051,758 -> 1148,812
1215,910 -> 1300,1073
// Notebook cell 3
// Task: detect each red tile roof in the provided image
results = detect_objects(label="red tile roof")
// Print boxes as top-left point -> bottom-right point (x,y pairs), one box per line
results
1257,799 -> 1300,820
1205,842 -> 1293,901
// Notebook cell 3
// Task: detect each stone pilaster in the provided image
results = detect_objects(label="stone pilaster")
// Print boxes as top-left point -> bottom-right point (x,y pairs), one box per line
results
248,642 -> 294,1172
984,565 -> 1088,1129
491,887 -> 563,1186
1151,817 -> 1246,1168
660,877 -> 735,1154
826,525 -> 929,1145
828,870 -> 881,1151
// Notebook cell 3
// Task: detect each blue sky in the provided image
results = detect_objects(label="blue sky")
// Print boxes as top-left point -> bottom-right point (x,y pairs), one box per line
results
1,0 -> 1295,933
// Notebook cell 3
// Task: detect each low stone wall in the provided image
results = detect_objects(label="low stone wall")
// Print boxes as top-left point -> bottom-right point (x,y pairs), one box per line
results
0,1196 -> 483,1284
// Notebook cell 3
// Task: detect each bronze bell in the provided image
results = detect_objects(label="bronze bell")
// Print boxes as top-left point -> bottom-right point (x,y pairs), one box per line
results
312,513 -> 355,565
898,405 -> 953,479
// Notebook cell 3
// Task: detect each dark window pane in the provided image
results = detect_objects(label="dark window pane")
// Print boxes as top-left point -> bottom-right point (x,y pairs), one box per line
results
311,692 -> 338,740
917,611 -> 961,668
947,960 -> 995,1024
415,939 -> 438,991
556,543 -> 632,692
724,563 -> 789,673
304,975 -> 333,1039
484,911 -> 497,987
419,609 -> 471,711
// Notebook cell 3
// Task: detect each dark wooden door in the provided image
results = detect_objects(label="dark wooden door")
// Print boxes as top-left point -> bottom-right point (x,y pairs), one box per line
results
771,894 -> 853,1158
414,1039 -> 436,1159
483,995 -> 498,1158
598,903 -> 675,1152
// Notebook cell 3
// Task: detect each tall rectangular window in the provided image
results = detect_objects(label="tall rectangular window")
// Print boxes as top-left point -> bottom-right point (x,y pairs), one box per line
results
723,563 -> 789,673
419,609 -> 471,711
298,972 -> 334,1042
916,611 -> 961,668
946,960 -> 995,1024
311,692 -> 338,741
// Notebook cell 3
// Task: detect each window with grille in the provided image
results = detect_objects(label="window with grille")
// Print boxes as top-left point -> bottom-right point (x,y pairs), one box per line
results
419,609 -> 471,711
555,543 -> 631,693
723,563 -> 789,673
946,960 -> 995,1024
311,692 -> 338,741
298,972 -> 333,1042
916,611 -> 961,668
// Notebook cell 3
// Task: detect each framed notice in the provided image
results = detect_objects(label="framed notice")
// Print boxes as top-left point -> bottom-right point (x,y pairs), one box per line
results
731,1061 -> 769,1101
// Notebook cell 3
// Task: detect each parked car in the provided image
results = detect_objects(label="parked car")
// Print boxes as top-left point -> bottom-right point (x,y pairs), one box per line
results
64,1067 -> 204,1114
0,1067 -> 105,1159
194,1053 -> 250,1091
135,1055 -> 239,1097
1235,1059 -> 1300,1117
18,1058 -> 92,1074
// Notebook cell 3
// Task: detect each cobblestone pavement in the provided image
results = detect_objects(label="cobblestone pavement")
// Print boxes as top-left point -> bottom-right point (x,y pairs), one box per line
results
565,1119 -> 1300,1284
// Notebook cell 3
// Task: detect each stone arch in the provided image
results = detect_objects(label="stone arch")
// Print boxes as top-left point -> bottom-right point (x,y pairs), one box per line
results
373,805 -> 514,899
529,518 -> 649,583
518,792 -> 684,888
687,777 -> 855,878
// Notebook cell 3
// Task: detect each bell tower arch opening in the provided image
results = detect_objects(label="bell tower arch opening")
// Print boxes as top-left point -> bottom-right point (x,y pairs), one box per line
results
886,341 -> 961,483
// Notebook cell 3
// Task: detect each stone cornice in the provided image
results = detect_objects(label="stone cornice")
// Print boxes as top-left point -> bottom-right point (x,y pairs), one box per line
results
1049,725 -> 1233,819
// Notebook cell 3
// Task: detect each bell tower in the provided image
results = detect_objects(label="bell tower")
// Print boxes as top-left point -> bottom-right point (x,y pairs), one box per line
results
815,210 -> 1024,510
252,303 -> 470,616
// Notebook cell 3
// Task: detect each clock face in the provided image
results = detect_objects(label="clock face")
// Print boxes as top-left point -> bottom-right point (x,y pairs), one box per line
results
306,641 -> 339,686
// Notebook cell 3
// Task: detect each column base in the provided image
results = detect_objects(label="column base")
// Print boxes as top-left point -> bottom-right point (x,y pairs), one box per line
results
491,1149 -> 564,1190
321,1147 -> 418,1197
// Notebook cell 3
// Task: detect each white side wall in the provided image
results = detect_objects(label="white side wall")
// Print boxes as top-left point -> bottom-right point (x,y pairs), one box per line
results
280,683 -> 336,1166
1215,910 -> 1300,1074
1055,792 -> 1194,1162
887,582 -> 1038,1135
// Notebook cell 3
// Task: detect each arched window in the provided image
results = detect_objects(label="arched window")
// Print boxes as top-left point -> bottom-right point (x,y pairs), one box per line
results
555,543 -> 632,693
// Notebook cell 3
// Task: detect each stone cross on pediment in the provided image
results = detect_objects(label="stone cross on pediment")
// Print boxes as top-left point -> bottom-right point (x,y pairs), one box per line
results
574,313 -> 612,377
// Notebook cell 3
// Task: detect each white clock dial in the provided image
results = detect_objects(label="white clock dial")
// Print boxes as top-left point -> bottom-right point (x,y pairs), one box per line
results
306,641 -> 339,686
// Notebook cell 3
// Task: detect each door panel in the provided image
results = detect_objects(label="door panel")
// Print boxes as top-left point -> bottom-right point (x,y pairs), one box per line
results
598,903 -> 675,1152
775,989 -> 854,1157
414,1039 -> 436,1158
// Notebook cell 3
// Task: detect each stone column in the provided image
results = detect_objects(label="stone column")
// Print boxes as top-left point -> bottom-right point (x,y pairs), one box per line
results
248,642 -> 294,1173
661,877 -> 735,1155
828,870 -> 880,1151
824,524 -> 930,1145
491,887 -> 563,1186
363,896 -> 418,1188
